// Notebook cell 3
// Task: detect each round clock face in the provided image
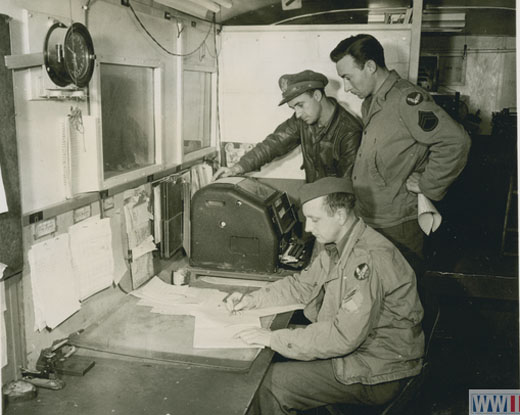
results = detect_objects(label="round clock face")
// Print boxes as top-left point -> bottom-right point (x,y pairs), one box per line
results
63,23 -> 96,87
65,31 -> 90,80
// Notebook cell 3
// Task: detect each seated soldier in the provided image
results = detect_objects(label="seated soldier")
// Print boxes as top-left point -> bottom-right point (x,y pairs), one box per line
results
226,177 -> 425,415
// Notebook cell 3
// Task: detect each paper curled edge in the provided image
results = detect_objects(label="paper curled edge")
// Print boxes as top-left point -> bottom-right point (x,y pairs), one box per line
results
417,193 -> 442,235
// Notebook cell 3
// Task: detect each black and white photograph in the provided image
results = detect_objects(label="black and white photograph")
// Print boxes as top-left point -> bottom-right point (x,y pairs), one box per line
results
0,1 -> 517,414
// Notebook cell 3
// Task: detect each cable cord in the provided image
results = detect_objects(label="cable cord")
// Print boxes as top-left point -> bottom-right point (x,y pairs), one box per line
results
127,0 -> 214,57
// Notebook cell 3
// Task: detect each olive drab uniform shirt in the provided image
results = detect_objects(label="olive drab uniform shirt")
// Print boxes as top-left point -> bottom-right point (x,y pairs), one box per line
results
352,70 -> 471,229
248,218 -> 424,385
236,98 -> 361,183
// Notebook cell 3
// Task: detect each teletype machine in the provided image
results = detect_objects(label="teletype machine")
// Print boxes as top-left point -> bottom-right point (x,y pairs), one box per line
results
189,177 -> 312,280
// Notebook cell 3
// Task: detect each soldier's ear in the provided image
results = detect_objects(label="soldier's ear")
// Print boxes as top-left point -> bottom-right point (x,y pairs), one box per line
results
364,59 -> 377,74
336,207 -> 348,225
313,89 -> 324,102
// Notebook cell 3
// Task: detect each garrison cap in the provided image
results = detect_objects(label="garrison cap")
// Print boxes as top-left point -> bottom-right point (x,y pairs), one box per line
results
278,70 -> 329,106
299,177 -> 354,205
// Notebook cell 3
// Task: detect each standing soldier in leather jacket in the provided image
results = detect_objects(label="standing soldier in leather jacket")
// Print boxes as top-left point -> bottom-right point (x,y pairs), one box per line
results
213,70 -> 362,183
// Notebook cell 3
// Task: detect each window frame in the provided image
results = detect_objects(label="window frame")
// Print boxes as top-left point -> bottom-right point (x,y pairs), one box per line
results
180,64 -> 218,164
90,55 -> 164,189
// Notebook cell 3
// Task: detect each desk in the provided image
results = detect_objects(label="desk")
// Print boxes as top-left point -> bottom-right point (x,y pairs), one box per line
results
5,311 -> 293,415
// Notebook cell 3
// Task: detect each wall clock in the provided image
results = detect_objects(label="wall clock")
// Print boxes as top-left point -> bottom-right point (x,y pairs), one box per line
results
44,22 -> 96,88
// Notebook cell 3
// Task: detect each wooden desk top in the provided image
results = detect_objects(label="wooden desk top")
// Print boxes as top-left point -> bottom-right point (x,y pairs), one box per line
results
6,311 -> 293,415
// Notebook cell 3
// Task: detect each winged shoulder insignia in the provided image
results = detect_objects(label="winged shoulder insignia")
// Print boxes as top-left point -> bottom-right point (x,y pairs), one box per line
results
406,92 -> 423,106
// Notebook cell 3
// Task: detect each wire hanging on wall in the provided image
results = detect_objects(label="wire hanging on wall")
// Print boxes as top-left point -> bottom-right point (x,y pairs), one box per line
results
127,0 -> 214,57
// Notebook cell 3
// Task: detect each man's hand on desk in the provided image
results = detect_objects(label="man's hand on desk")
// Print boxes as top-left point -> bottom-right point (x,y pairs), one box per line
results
234,328 -> 272,348
225,292 -> 254,313
212,164 -> 245,181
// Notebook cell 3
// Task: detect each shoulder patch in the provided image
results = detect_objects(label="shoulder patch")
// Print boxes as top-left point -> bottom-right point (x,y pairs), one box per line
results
354,263 -> 370,280
418,110 -> 439,132
406,92 -> 423,106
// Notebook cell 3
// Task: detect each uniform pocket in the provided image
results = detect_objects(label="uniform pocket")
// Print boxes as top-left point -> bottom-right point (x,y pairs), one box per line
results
369,151 -> 387,187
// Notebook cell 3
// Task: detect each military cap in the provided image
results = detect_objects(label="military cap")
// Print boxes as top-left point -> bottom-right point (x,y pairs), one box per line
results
299,177 -> 354,205
278,70 -> 329,106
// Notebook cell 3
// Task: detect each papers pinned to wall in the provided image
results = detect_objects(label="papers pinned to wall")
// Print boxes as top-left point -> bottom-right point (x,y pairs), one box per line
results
69,216 -> 114,300
28,215 -> 120,330
109,211 -> 129,285
123,185 -> 156,289
28,234 -> 81,330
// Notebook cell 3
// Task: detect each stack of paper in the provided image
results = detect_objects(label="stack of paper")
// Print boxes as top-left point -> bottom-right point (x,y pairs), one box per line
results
132,277 -> 304,349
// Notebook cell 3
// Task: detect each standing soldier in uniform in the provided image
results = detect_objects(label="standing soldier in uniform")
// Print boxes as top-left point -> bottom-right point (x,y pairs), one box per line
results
213,70 -> 362,183
330,34 -> 471,271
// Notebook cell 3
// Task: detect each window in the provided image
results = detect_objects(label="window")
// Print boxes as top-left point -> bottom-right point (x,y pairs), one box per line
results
183,70 -> 212,156
100,63 -> 156,179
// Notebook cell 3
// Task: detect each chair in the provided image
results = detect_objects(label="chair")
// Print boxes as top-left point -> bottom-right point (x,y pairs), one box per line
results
325,295 -> 440,415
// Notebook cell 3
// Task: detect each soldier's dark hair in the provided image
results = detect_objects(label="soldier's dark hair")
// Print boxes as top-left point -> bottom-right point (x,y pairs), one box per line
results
323,192 -> 356,216
329,34 -> 386,69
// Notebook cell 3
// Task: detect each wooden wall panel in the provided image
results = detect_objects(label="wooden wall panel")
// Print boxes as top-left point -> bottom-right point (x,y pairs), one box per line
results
0,14 -> 23,279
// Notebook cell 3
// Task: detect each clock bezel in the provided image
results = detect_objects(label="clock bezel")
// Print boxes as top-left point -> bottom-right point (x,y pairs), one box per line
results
43,21 -> 96,88
63,22 -> 96,88
43,22 -> 71,87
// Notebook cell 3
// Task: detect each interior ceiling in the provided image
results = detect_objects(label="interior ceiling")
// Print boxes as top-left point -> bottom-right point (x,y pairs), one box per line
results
214,0 -> 516,34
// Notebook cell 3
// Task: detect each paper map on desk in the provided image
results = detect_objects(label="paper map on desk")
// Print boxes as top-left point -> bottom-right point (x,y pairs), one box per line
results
131,277 -> 304,349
